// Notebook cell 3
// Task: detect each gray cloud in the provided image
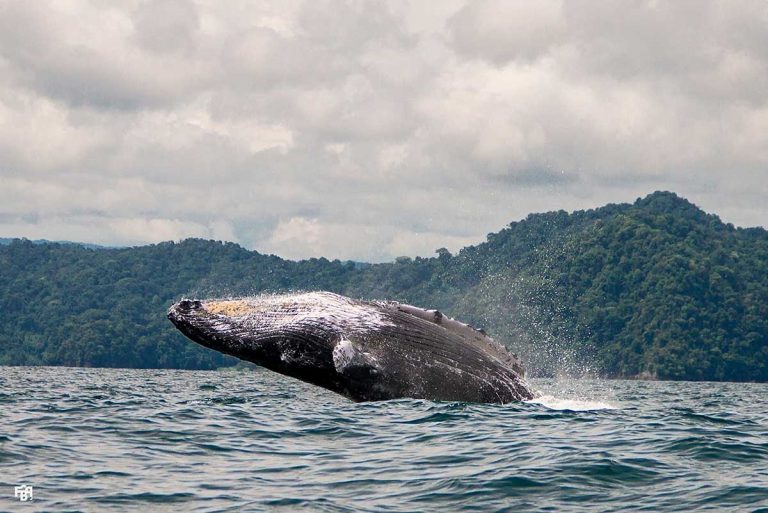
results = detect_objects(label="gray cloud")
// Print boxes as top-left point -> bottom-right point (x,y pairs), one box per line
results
448,0 -> 566,64
0,0 -> 766,261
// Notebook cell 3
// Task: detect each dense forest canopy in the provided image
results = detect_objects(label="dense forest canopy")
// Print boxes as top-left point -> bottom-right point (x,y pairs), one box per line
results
1,191 -> 766,382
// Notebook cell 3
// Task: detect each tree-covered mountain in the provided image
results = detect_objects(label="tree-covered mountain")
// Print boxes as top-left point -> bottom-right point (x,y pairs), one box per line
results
1,191 -> 766,382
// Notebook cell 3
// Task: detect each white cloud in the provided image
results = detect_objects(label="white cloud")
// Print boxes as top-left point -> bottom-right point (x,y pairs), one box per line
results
0,0 -> 766,261
265,216 -> 479,262
448,0 -> 566,64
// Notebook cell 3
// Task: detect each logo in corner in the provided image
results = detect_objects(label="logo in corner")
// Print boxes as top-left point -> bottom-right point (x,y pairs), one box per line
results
14,485 -> 33,502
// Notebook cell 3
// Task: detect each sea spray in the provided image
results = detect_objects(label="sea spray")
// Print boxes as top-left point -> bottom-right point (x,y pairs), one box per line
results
526,377 -> 619,411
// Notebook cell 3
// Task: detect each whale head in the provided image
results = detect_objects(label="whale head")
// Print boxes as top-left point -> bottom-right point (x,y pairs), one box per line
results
167,292 -> 392,396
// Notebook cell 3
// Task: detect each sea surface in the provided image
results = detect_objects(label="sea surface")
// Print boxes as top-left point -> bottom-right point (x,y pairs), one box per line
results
1,367 -> 767,513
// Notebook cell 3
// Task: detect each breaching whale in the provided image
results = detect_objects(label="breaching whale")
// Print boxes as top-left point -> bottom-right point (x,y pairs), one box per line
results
167,291 -> 534,403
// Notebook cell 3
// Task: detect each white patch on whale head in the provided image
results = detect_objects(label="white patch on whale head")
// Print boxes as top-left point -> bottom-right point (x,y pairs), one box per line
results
203,291 -> 395,335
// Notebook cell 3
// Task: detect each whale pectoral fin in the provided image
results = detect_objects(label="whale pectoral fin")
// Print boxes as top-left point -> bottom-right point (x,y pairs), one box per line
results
332,338 -> 381,380
332,337 -> 398,402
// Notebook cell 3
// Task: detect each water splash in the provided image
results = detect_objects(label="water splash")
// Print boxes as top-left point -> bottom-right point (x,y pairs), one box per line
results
526,394 -> 616,411
527,377 -> 619,411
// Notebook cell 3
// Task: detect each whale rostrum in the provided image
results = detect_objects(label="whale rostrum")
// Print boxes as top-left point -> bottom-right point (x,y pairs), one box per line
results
167,291 -> 534,403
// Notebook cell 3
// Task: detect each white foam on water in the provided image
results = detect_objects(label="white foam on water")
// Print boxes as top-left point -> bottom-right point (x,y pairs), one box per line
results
526,394 -> 617,411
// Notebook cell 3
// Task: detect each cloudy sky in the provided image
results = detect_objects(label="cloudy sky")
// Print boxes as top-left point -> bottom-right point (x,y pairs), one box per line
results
0,0 -> 766,261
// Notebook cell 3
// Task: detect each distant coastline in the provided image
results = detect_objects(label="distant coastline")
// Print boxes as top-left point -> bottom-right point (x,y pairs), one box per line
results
1,191 -> 766,383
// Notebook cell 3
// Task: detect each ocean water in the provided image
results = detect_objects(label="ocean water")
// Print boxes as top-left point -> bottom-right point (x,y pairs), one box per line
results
1,367 -> 767,513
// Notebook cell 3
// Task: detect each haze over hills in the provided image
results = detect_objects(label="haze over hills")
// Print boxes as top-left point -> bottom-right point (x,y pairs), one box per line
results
0,238 -> 109,250
1,191 -> 766,382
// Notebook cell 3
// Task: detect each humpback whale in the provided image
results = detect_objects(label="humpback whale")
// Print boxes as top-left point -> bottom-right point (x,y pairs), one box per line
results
168,291 -> 534,403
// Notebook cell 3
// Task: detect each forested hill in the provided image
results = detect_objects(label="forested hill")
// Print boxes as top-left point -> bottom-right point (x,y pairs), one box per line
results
1,191 -> 767,382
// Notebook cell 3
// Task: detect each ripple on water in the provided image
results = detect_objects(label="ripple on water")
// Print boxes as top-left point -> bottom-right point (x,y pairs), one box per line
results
663,436 -> 768,463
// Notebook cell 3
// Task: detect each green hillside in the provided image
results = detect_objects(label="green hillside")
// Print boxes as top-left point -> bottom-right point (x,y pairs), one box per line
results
1,191 -> 766,381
